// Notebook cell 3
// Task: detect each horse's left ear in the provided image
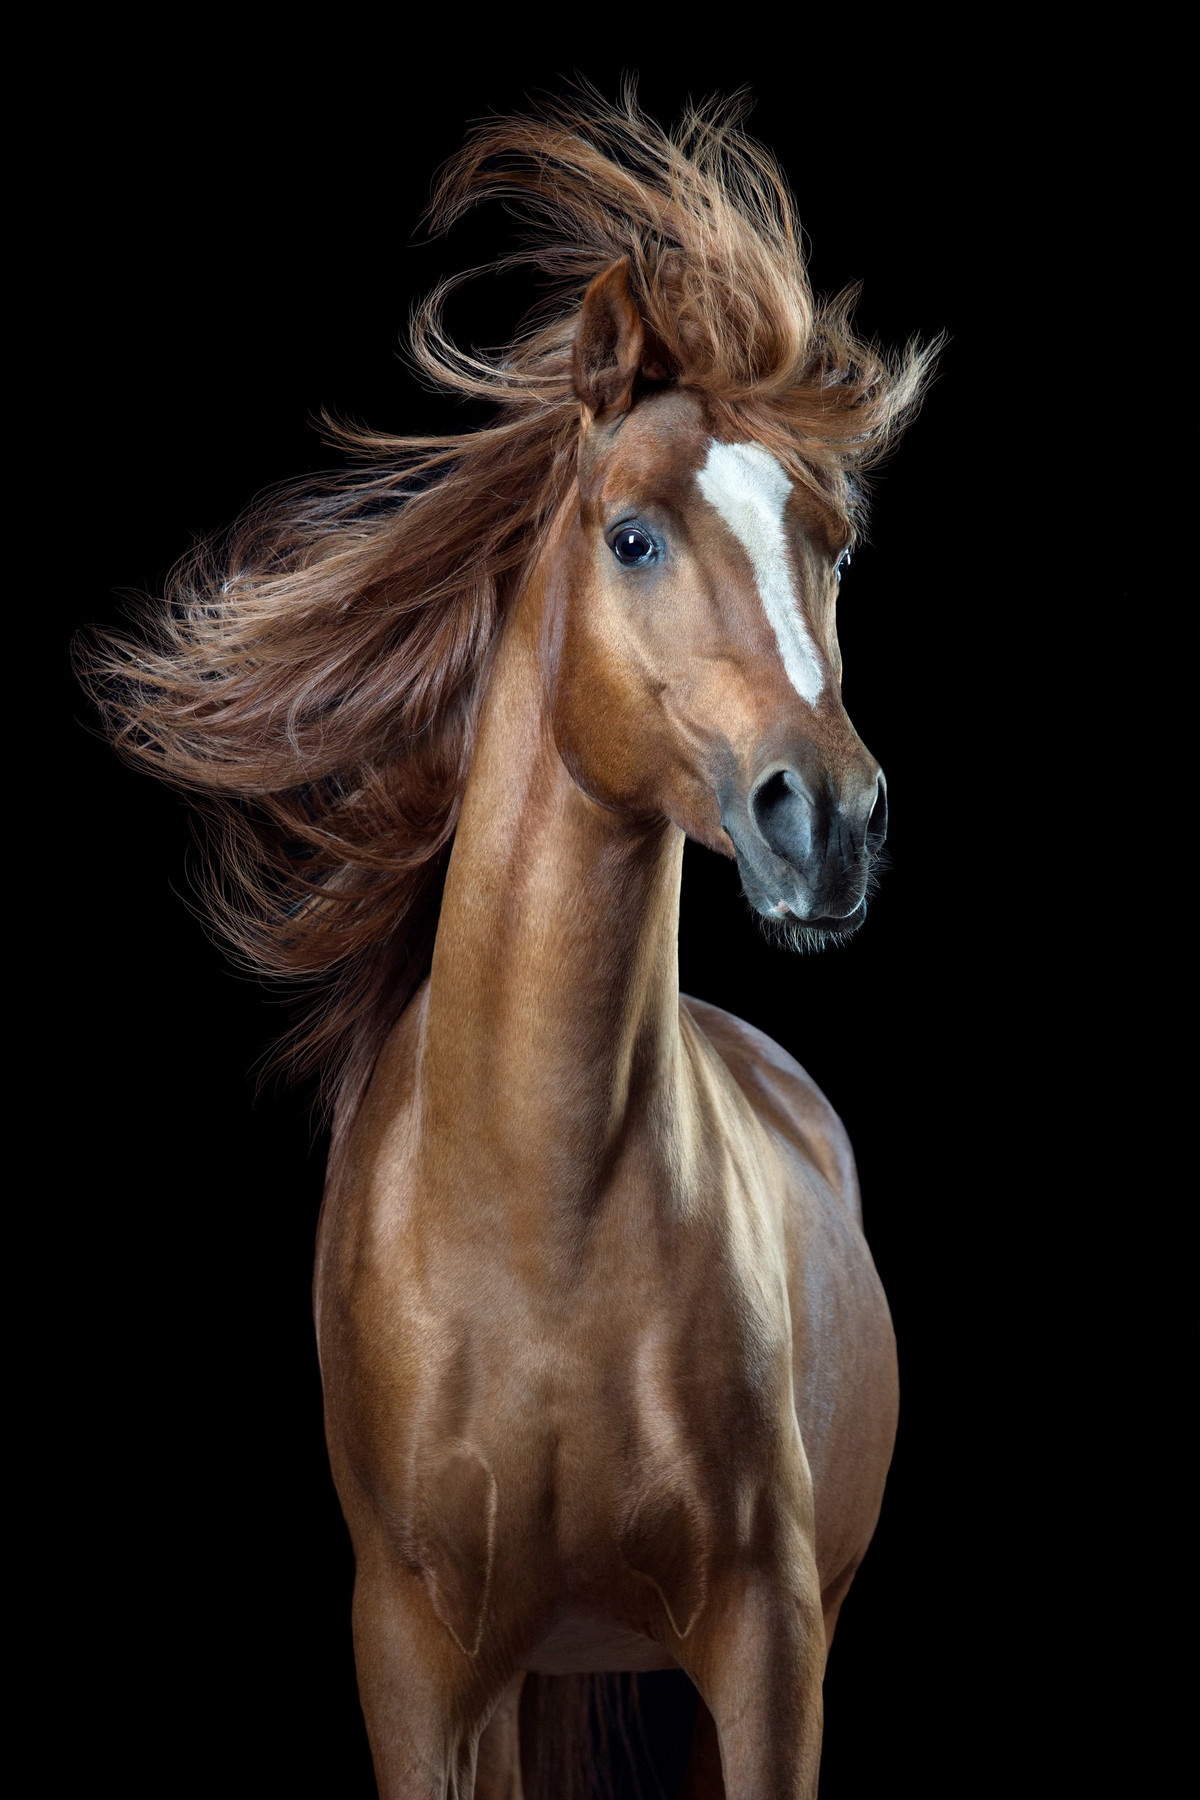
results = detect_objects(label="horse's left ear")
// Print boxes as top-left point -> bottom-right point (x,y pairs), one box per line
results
573,259 -> 668,421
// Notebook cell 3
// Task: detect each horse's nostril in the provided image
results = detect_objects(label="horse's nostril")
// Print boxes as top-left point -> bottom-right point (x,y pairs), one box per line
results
866,775 -> 888,850
750,769 -> 814,865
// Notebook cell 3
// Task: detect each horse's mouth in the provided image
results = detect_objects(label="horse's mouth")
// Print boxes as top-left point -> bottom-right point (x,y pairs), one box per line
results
746,890 -> 869,950
728,831 -> 875,941
769,894 -> 868,935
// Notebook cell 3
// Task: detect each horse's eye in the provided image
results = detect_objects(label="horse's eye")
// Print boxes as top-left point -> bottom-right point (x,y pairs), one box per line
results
835,549 -> 851,582
612,528 -> 656,566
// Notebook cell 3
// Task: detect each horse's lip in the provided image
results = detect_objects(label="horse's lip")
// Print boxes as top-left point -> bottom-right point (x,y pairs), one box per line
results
724,819 -> 872,936
758,895 -> 868,936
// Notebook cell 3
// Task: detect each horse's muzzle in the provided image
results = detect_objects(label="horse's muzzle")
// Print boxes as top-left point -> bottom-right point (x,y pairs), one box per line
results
722,763 -> 887,931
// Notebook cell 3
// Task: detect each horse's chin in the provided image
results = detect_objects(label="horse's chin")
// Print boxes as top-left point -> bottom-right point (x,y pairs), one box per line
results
748,894 -> 868,954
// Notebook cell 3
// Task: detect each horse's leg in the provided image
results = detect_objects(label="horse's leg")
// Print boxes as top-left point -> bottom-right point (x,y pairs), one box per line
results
820,1556 -> 862,1655
351,1543 -> 511,1800
679,1552 -> 859,1798
474,1675 -> 525,1800
678,1697 -> 726,1799
681,1554 -> 827,1800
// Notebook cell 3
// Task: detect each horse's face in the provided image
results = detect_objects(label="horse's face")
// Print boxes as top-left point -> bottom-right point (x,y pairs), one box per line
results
545,262 -> 887,938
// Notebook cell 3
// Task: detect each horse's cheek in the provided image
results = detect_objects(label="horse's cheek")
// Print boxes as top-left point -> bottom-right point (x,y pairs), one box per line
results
550,614 -> 662,813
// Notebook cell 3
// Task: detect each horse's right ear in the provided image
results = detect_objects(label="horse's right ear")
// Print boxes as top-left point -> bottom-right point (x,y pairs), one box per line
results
573,259 -> 663,422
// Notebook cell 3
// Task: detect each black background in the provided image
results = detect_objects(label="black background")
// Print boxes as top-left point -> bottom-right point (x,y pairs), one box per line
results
40,36 -> 1168,1799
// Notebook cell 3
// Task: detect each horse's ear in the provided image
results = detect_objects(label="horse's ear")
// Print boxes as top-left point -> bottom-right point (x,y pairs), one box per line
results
573,259 -> 666,421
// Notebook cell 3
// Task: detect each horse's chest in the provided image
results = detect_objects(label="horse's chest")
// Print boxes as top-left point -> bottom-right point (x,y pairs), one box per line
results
324,1126 -> 799,1661
378,1265 -> 795,1663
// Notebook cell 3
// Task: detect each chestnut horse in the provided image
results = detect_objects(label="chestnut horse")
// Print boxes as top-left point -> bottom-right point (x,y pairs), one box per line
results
85,98 -> 935,1798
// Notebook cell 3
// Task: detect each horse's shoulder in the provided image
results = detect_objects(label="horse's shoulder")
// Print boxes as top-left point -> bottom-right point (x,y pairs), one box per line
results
680,994 -> 861,1220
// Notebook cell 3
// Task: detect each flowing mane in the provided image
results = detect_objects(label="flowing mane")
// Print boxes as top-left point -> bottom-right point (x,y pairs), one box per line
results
79,89 -> 937,1121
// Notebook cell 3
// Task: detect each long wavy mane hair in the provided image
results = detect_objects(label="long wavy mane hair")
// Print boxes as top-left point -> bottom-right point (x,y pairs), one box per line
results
79,89 -> 937,1131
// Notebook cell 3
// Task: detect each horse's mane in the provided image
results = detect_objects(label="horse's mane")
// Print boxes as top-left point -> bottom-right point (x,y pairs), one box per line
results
78,88 -> 937,1125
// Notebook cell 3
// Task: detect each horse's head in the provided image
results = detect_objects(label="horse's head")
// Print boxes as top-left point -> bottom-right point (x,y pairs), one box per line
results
545,261 -> 887,942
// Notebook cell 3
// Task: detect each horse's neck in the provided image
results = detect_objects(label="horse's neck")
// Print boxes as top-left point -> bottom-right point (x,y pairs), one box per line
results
416,581 -> 685,1220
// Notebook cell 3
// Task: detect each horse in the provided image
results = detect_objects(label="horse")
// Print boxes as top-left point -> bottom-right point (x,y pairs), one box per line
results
83,95 -> 936,1798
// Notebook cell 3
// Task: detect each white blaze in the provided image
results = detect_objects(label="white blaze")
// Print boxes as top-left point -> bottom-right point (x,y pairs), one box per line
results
696,440 -> 824,706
